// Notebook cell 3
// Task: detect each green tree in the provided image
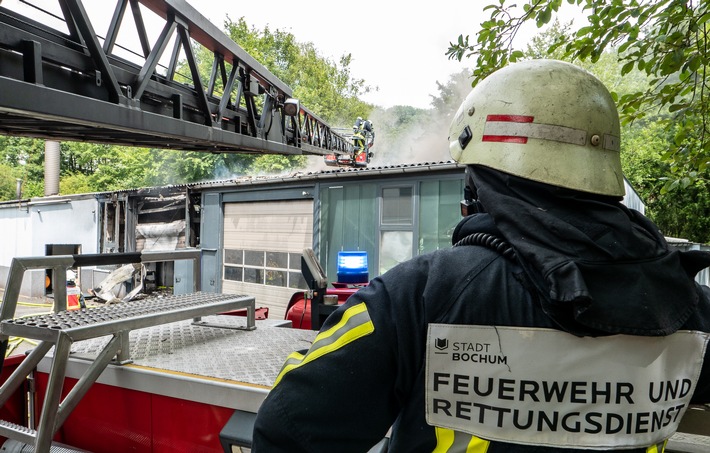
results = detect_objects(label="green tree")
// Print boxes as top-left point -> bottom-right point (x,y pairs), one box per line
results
60,173 -> 95,195
0,164 -> 20,200
0,136 -> 44,196
87,146 -> 150,191
251,155 -> 307,174
143,149 -> 220,186
447,0 -> 710,188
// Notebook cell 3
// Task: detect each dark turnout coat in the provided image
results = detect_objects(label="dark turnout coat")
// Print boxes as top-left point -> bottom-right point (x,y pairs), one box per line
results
253,168 -> 710,453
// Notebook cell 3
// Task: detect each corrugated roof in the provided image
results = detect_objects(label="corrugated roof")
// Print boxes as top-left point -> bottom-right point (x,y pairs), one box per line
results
189,160 -> 463,190
0,161 -> 463,205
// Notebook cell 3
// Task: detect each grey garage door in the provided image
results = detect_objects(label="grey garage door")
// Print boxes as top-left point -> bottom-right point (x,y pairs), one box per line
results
222,200 -> 312,319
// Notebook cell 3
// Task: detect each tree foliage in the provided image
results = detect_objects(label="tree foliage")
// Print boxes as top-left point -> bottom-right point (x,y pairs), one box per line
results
447,0 -> 710,189
621,120 -> 710,242
0,164 -> 20,201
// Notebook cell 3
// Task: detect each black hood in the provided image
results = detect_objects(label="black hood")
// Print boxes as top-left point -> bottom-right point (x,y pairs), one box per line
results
464,165 -> 710,336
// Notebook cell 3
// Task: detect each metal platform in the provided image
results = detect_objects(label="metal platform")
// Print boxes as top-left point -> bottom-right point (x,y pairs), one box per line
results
668,431 -> 710,453
0,292 -> 257,452
1,292 -> 256,343
10,313 -> 710,452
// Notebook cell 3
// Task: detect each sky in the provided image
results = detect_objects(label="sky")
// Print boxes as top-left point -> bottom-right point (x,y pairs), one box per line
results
182,1 -> 583,110
186,0 -> 487,110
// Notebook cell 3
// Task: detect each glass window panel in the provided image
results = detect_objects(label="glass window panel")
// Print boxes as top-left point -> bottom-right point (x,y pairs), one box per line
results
436,179 -> 465,247
244,250 -> 264,266
224,266 -> 242,281
320,182 -> 377,285
265,270 -> 287,287
379,231 -> 413,274
289,253 -> 302,271
382,187 -> 413,225
224,249 -> 243,265
419,179 -> 464,254
244,268 -> 264,284
289,271 -> 307,289
266,252 -> 288,269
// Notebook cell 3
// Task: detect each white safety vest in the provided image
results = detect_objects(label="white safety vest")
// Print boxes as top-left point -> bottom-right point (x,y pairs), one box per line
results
425,324 -> 709,450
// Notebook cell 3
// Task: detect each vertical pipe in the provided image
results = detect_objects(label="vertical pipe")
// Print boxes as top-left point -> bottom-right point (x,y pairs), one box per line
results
44,140 -> 60,196
15,178 -> 22,200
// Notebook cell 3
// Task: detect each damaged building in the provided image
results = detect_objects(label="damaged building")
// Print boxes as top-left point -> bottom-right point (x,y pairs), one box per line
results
0,184 -> 199,303
1,161 -> 702,320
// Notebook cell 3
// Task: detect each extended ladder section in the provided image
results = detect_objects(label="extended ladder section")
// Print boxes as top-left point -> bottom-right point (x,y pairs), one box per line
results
0,0 -> 350,156
0,250 -> 256,452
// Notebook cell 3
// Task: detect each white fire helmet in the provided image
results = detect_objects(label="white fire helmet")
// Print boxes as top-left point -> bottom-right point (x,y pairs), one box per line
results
449,59 -> 625,197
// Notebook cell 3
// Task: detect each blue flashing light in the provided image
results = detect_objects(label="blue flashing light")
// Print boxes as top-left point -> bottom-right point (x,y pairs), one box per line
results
336,251 -> 369,284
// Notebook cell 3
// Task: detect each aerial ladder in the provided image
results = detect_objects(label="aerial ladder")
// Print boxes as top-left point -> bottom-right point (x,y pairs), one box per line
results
0,0 -> 353,158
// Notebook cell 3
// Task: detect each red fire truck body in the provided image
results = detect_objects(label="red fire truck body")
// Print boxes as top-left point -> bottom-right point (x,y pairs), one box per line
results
30,316 -> 314,452
1,312 -> 315,452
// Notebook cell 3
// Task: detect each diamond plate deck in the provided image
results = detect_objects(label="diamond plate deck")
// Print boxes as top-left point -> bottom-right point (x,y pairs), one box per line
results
66,316 -> 316,387
33,316 -> 316,413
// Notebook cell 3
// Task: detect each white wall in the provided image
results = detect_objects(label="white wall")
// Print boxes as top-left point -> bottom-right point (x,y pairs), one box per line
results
0,204 -> 32,266
29,198 -> 99,255
0,197 -> 99,298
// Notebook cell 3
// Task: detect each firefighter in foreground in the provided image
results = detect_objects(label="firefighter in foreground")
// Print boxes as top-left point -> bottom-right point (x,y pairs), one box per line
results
252,60 -> 710,452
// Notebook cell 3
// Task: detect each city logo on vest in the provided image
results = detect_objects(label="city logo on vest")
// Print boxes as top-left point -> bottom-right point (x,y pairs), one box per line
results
432,333 -> 507,364
435,338 -> 449,350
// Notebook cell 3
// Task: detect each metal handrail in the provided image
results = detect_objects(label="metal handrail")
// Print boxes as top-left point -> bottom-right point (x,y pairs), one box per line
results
0,249 -> 201,364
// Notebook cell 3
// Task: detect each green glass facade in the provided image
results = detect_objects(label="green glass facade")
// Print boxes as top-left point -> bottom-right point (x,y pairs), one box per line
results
319,176 -> 463,286
419,179 -> 464,254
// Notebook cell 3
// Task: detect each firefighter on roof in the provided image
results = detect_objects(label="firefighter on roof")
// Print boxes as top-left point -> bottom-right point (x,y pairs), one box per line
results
353,116 -> 375,158
353,116 -> 363,132
252,60 -> 710,452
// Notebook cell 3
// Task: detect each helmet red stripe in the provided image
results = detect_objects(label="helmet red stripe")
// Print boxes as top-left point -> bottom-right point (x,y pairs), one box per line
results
486,114 -> 534,123
482,135 -> 529,144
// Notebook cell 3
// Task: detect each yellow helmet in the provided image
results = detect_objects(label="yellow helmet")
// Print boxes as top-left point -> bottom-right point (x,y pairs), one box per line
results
449,59 -> 625,197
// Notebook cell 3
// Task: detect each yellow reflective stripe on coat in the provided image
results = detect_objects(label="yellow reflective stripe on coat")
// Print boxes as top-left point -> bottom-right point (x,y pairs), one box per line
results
433,427 -> 490,453
273,302 -> 374,387
431,431 -> 663,453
